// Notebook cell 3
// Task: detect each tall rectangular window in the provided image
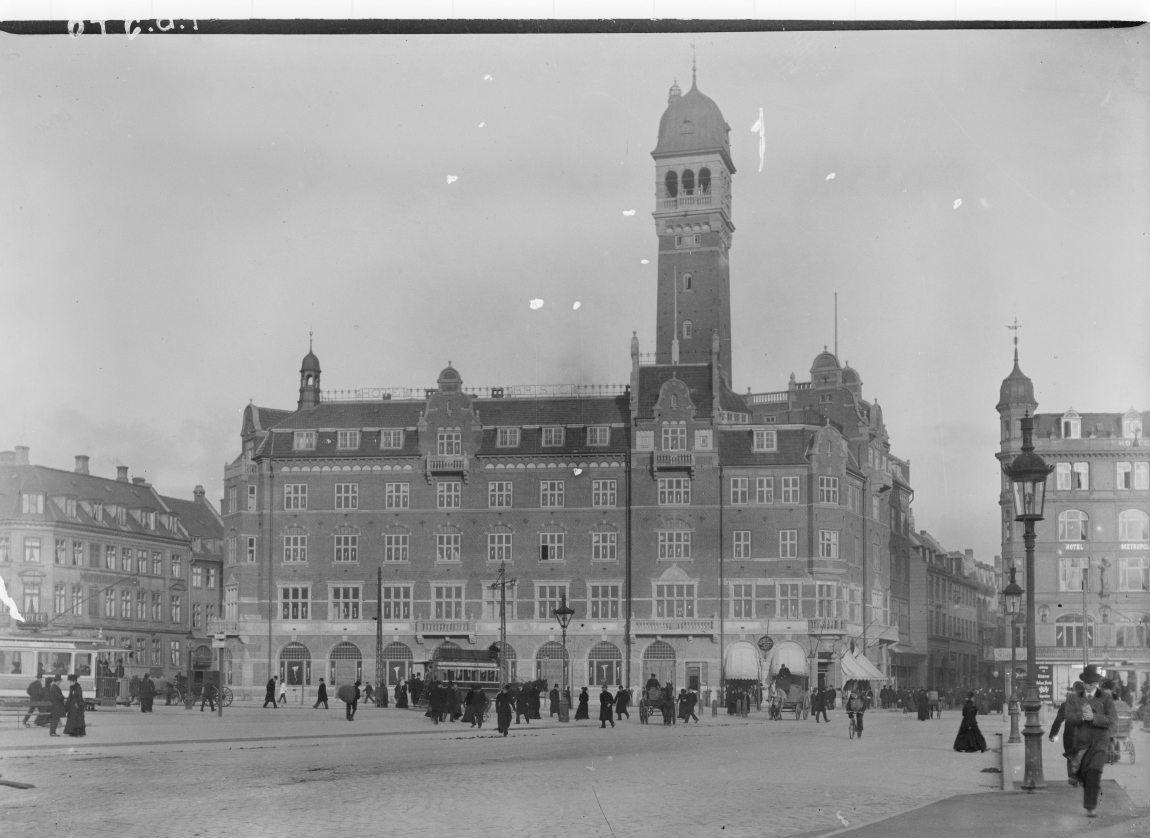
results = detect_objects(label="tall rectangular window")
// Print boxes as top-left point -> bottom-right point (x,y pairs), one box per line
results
818,530 -> 839,559
283,535 -> 308,563
816,582 -> 838,618
71,584 -> 83,615
381,585 -> 412,619
586,426 -> 610,446
23,537 -> 41,563
247,484 -> 257,511
540,480 -> 565,508
1118,557 -> 1149,592
730,477 -> 749,505
433,584 -> 464,619
380,429 -> 405,449
733,530 -> 751,559
121,547 -> 132,571
540,532 -> 565,562
818,476 -> 839,504
20,492 -> 45,514
655,583 -> 695,618
170,594 -> 182,623
245,537 -> 257,563
1058,556 -> 1090,591
151,551 -> 163,575
756,477 -> 773,504
384,533 -> 409,563
330,586 -> 361,619
151,592 -> 161,620
436,481 -> 461,509
496,427 -> 521,447
281,586 -> 309,620
1136,462 -> 1150,490
661,425 -> 687,450
336,430 -> 360,450
536,584 -> 568,619
781,476 -> 800,504
54,538 -> 66,564
1055,462 -> 1071,491
657,477 -> 691,505
752,429 -> 777,452
436,429 -> 461,456
226,537 -> 237,565
104,588 -> 115,618
73,541 -> 84,566
335,483 -> 359,509
488,481 -> 513,508
541,426 -> 565,447
1072,462 -> 1089,490
385,483 -> 410,510
778,582 -> 801,618
136,590 -> 146,620
105,545 -> 116,569
488,532 -> 513,563
192,602 -> 202,629
192,566 -> 204,588
779,530 -> 798,559
53,583 -> 65,614
333,534 -> 358,563
658,530 -> 691,560
283,484 -> 308,510
589,583 -> 620,619
120,589 -> 131,619
1118,462 -> 1133,490
436,532 -> 461,562
591,531 -> 617,561
731,583 -> 753,618
592,479 -> 617,508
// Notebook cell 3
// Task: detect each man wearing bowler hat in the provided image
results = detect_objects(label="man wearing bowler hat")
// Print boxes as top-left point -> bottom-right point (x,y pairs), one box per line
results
1064,664 -> 1116,818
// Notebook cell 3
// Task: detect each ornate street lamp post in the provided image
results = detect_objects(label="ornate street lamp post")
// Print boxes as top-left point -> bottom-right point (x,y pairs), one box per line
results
1002,414 -> 1053,791
552,593 -> 575,723
1002,565 -> 1023,744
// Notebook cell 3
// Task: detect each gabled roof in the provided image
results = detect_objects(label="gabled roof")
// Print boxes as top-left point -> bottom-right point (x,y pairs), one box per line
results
162,496 -> 222,539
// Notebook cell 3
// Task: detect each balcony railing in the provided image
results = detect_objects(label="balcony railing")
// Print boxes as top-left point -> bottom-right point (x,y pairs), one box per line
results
206,619 -> 241,635
653,451 -> 694,471
224,461 -> 257,480
415,619 -> 477,637
425,455 -> 468,475
657,193 -> 727,212
632,617 -> 716,636
808,618 -> 847,636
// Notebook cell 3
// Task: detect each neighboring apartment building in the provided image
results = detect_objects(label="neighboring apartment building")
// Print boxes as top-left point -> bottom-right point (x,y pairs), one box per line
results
997,348 -> 1150,702
0,446 -> 222,683
217,73 -> 915,701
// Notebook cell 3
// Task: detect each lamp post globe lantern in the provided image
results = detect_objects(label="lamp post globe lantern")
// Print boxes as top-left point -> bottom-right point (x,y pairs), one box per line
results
1002,565 -> 1024,744
552,593 -> 575,723
1002,414 -> 1054,791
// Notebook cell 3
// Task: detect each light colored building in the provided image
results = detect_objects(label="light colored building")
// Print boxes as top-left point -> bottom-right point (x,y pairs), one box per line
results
217,73 -> 915,701
0,446 -> 222,684
997,348 -> 1149,704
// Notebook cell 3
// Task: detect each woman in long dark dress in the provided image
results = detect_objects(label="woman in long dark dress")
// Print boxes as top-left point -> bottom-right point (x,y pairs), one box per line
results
574,687 -> 590,720
953,692 -> 987,752
395,681 -> 409,708
63,674 -> 86,737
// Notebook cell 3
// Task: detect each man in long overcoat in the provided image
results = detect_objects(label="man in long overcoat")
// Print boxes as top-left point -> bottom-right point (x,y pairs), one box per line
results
598,686 -> 615,728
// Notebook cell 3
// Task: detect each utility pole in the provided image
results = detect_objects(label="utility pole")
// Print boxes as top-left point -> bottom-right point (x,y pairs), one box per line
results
489,562 -> 516,683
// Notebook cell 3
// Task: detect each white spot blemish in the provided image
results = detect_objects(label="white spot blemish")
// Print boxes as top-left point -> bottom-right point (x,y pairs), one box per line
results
572,301 -> 581,310
622,209 -> 636,216
979,197 -> 991,209
573,468 -> 583,476
952,198 -> 963,209
483,74 -> 493,81
529,299 -> 544,310
446,175 -> 458,185
825,172 -> 836,181
836,812 -> 849,827
640,259 -> 650,265
478,122 -> 486,128
750,107 -> 765,173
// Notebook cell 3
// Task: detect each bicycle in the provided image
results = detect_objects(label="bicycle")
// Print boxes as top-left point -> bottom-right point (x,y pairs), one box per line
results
848,711 -> 861,739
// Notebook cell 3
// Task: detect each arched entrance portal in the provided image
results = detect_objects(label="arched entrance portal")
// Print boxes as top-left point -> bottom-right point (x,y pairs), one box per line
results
641,640 -> 676,689
381,642 -> 413,687
587,641 -> 622,686
535,641 -> 567,688
329,641 -> 362,686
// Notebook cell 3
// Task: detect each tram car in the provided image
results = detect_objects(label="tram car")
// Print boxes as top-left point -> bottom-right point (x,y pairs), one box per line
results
0,634 -> 116,711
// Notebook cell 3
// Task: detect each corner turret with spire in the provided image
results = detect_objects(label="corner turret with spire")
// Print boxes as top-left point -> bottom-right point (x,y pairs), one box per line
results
298,331 -> 322,410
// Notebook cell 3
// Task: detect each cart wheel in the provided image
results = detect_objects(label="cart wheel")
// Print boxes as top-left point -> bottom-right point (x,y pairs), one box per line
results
221,686 -> 233,707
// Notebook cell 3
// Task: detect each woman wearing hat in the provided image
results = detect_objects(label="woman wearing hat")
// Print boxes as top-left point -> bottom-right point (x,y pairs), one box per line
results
1065,665 -> 1115,818
62,673 -> 86,737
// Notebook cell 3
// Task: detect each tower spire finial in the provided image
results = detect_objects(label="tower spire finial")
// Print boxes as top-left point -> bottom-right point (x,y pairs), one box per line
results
309,328 -> 314,352
691,41 -> 697,87
1006,317 -> 1021,364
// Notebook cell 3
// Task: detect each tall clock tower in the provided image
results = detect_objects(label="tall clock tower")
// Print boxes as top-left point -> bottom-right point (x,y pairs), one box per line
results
651,70 -> 736,384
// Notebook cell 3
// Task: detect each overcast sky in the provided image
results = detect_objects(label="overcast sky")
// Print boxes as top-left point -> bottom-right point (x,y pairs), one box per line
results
2,27 -> 1147,565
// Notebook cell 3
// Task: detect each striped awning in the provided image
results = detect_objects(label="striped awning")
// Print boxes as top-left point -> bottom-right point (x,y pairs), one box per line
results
767,641 -> 808,676
840,651 -> 888,682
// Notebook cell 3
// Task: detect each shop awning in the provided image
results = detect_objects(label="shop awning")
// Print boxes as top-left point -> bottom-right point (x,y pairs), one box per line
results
722,641 -> 762,681
767,641 -> 808,676
839,651 -> 889,682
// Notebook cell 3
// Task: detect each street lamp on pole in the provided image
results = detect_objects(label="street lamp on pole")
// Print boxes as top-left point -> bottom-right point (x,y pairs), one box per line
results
552,593 -> 575,723
1002,564 -> 1023,744
1002,414 -> 1053,791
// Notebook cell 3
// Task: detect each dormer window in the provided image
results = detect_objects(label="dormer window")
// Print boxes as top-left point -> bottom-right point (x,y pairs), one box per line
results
64,498 -> 77,518
336,430 -> 360,450
293,430 -> 316,451
90,502 -> 103,521
1062,410 -> 1081,439
380,429 -> 405,450
20,492 -> 44,514
541,426 -> 565,447
753,429 -> 778,452
586,426 -> 610,446
497,427 -> 521,448
1123,410 -> 1142,439
117,507 -> 127,526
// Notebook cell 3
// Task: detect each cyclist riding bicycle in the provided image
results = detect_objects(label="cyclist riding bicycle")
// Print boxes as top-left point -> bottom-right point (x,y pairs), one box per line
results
846,691 -> 865,738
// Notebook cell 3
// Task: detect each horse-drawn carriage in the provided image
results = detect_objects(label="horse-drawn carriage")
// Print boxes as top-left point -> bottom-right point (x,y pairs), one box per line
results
639,683 -> 675,724
766,670 -> 808,720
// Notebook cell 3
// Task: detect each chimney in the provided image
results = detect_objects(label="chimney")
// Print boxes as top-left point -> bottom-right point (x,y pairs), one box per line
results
193,485 -> 206,503
75,455 -> 90,475
15,445 -> 30,465
965,549 -> 974,560
116,466 -> 129,482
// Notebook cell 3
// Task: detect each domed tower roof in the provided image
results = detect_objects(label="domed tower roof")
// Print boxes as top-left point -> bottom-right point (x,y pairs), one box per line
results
810,348 -> 842,375
653,76 -> 734,171
437,363 -> 462,394
842,363 -> 861,385
300,349 -> 320,374
997,355 -> 1035,411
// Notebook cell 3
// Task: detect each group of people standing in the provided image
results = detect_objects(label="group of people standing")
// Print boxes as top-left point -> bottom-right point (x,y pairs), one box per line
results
22,673 -> 87,737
